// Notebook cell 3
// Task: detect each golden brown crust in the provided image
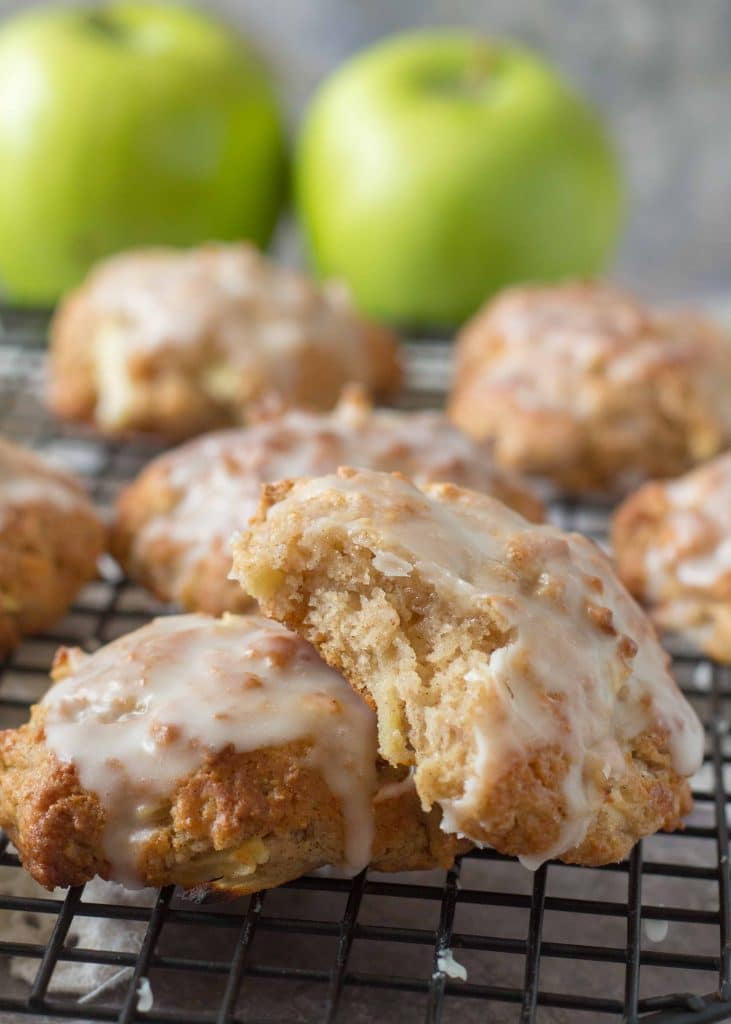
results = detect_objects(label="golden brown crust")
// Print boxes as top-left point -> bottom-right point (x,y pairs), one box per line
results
0,704 -> 467,893
47,245 -> 402,439
422,728 -> 691,867
0,443 -> 105,655
563,731 -> 693,865
0,506 -> 102,655
232,468 -> 702,867
449,281 -> 731,495
0,711 -> 108,889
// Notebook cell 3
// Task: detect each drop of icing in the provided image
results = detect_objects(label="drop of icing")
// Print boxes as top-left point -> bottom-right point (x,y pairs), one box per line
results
644,918 -> 669,943
436,949 -> 468,980
136,977 -> 153,1012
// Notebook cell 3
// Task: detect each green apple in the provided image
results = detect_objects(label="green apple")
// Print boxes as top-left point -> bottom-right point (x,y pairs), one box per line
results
296,30 -> 623,328
0,3 -> 287,305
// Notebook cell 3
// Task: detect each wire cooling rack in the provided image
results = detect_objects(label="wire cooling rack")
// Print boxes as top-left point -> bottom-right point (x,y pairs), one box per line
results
0,310 -> 730,1024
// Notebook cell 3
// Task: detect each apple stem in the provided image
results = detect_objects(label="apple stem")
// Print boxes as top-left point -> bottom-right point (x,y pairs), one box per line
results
85,11 -> 125,41
463,42 -> 496,92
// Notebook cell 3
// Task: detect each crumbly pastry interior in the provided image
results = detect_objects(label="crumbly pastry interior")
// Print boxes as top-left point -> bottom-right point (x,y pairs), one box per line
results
0,614 -> 465,892
0,438 -> 104,653
613,452 -> 731,662
449,282 -> 731,494
113,389 -> 543,614
232,468 -> 704,867
47,244 -> 401,438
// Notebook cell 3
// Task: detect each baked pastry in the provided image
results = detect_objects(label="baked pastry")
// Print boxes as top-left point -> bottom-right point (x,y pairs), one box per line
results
0,439 -> 104,654
448,282 -> 731,495
47,244 -> 401,438
232,467 -> 704,867
112,389 -> 543,615
0,613 -> 467,892
612,452 -> 731,661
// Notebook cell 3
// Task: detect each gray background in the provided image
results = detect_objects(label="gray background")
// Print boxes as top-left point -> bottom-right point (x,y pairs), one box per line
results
4,0 -> 731,301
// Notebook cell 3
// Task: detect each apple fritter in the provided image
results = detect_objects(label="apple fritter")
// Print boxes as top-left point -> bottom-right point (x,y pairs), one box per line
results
48,244 -> 401,439
0,614 -> 467,893
449,282 -> 731,495
232,467 -> 703,867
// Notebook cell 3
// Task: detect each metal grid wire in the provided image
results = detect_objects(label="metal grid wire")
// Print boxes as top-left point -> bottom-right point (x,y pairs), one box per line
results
0,312 -> 730,1024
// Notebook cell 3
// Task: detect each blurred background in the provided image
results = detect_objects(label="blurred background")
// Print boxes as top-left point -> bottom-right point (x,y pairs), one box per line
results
213,0 -> 731,302
3,0 -> 731,302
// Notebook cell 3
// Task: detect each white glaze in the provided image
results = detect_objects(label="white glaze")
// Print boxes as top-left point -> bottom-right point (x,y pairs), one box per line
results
0,438 -> 87,526
641,452 -> 731,599
42,614 -> 378,887
126,391 -> 534,604
239,468 -> 704,864
373,768 -> 416,804
677,538 -> 731,588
